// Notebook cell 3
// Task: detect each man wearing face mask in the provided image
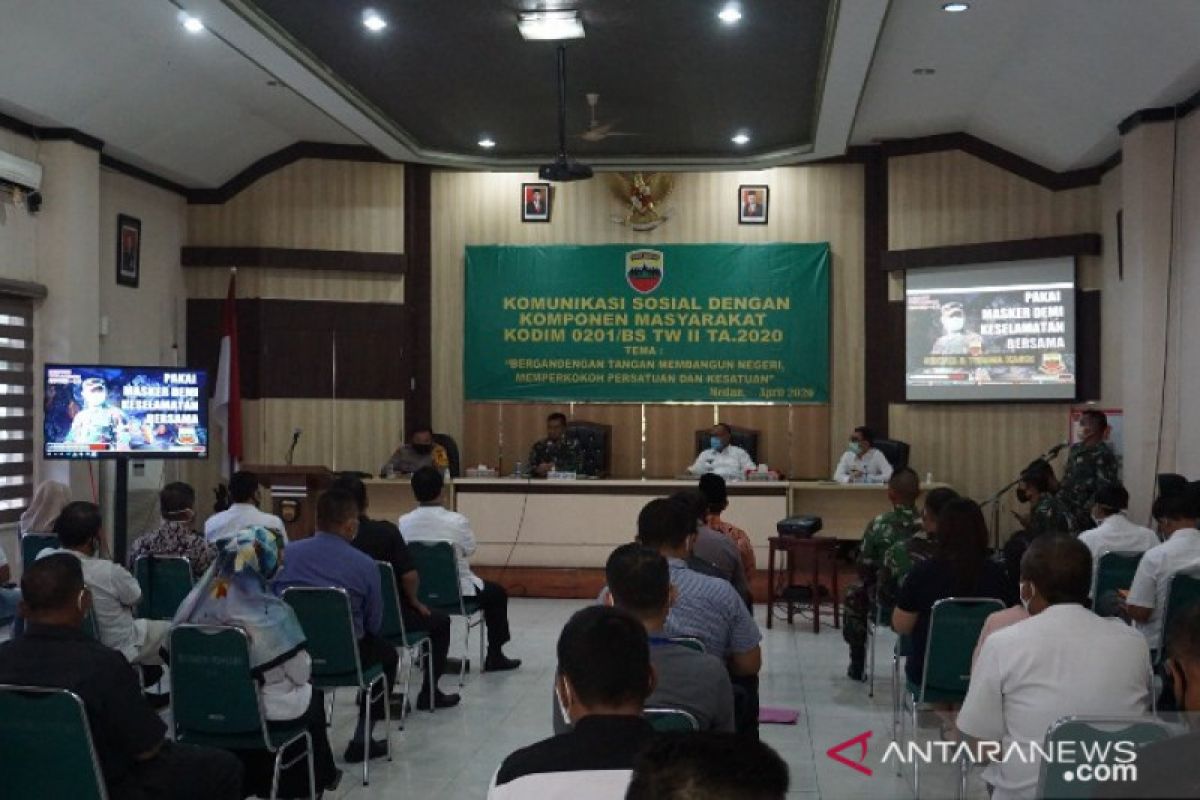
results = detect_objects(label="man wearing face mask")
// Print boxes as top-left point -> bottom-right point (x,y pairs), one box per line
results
1099,604 -> 1200,799
930,300 -> 982,356
204,470 -> 288,545
128,482 -> 217,580
1123,490 -> 1200,653
380,424 -> 450,477
1058,409 -> 1119,531
527,412 -> 587,477
688,423 -> 755,481
833,426 -> 893,484
47,501 -> 171,668
489,605 -> 656,799
958,535 -> 1152,800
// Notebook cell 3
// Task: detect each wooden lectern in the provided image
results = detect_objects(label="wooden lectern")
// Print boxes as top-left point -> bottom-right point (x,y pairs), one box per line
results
243,464 -> 334,541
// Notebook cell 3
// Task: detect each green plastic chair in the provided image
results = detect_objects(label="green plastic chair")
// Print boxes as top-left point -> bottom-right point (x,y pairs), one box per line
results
170,625 -> 315,799
283,586 -> 391,786
899,597 -> 1005,799
0,684 -> 109,799
81,607 -> 100,640
377,561 -> 434,723
1158,570 -> 1200,666
20,533 -> 59,570
644,707 -> 700,733
668,636 -> 705,653
133,555 -> 194,620
1036,715 -> 1177,799
1091,550 -> 1144,617
409,541 -> 483,685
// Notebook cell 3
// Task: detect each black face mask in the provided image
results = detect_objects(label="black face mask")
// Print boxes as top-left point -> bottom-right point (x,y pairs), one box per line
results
1016,488 -> 1030,504
412,443 -> 434,455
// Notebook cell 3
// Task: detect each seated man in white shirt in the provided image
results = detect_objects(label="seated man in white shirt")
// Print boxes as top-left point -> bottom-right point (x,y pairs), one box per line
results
833,426 -> 893,484
399,467 -> 521,671
958,535 -> 1152,800
49,501 -> 171,667
1124,490 -> 1200,652
687,423 -> 754,482
1079,484 -> 1160,561
204,471 -> 287,545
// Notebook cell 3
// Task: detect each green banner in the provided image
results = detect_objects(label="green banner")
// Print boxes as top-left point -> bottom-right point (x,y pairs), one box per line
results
464,243 -> 830,403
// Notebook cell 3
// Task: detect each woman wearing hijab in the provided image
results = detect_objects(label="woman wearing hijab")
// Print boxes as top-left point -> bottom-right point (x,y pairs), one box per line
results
20,480 -> 72,537
173,526 -> 340,797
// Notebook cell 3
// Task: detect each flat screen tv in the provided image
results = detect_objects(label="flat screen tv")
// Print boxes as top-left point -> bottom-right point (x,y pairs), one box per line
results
43,364 -> 208,460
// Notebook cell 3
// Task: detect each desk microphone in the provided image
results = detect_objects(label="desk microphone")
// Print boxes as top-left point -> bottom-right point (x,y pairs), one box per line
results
286,427 -> 302,465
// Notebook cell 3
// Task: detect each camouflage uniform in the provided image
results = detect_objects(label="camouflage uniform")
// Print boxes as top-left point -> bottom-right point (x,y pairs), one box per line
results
1059,441 -> 1119,531
1027,492 -> 1077,538
843,505 -> 921,662
527,435 -> 590,475
878,534 -> 936,612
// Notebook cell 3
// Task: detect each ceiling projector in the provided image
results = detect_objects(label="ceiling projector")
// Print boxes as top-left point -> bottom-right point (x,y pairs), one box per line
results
538,156 -> 594,182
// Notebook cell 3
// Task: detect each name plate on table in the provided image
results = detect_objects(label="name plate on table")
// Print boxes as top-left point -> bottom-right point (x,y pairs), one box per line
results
547,471 -> 578,480
466,467 -> 498,478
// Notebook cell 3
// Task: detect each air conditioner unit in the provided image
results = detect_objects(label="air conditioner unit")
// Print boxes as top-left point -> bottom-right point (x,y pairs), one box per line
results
0,149 -> 43,191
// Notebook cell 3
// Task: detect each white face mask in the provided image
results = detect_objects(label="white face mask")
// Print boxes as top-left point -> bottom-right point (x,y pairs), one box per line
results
943,315 -> 965,333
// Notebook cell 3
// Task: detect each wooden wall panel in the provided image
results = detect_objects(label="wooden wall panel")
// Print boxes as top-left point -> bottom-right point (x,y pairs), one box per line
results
184,266 -> 404,304
644,405 -> 717,478
498,403 -> 571,473
462,402 -> 501,472
431,165 -> 864,469
187,159 -> 406,252
788,405 -> 833,479
250,399 -> 405,475
716,404 -> 789,472
888,151 -> 1100,250
569,403 -> 644,478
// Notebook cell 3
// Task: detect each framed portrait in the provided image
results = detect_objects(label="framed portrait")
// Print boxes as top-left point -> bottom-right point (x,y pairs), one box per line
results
116,214 -> 141,288
522,182 -> 551,222
738,184 -> 769,225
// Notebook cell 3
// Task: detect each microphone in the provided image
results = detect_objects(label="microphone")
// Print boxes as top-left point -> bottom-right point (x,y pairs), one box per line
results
1045,441 -> 1069,458
286,427 -> 302,465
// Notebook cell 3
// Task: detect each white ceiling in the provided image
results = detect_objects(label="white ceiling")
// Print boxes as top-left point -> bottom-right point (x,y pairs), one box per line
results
853,0 -> 1200,171
3,0 -> 1200,187
0,0 -> 359,187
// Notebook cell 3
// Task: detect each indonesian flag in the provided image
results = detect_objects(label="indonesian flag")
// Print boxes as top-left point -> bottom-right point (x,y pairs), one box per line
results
212,269 -> 242,478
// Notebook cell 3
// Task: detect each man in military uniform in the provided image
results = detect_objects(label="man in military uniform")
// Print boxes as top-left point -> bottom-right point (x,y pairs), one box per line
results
1002,465 -> 1076,590
930,301 -> 983,356
527,412 -> 588,477
64,378 -> 134,447
878,487 -> 960,612
1059,409 -> 1120,531
844,468 -> 922,680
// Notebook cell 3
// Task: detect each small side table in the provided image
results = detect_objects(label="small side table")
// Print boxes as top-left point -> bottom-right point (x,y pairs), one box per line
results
766,536 -> 841,633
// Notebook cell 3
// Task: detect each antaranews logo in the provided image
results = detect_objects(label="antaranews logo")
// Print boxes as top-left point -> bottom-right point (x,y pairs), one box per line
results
825,731 -> 1140,786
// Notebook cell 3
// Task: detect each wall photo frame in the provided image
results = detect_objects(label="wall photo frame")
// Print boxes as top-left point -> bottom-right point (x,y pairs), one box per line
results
116,214 -> 141,288
522,182 -> 551,222
738,185 -> 768,225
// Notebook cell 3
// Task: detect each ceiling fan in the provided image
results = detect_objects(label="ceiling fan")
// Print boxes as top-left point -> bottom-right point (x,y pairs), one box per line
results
575,93 -> 639,142
538,45 -> 594,182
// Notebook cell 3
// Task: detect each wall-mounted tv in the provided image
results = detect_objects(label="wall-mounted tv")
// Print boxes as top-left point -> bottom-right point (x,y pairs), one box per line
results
44,365 -> 208,460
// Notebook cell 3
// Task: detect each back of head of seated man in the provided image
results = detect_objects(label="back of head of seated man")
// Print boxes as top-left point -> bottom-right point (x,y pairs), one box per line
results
668,490 -> 745,593
0,554 -> 244,799
635,498 -> 762,677
626,732 -> 790,800
598,543 -> 735,732
959,535 -> 1151,800
1125,490 -> 1200,637
228,470 -> 260,505
490,605 -> 655,799
54,500 -> 104,555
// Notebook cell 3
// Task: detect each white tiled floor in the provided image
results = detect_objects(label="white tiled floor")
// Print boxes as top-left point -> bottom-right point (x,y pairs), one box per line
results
317,598 -> 987,800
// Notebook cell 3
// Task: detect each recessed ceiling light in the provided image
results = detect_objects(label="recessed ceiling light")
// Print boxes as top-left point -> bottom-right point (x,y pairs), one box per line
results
718,3 -> 743,25
731,132 -> 750,146
942,2 -> 969,11
913,67 -> 936,75
518,11 -> 585,40
478,137 -> 496,149
362,8 -> 388,32
180,14 -> 204,34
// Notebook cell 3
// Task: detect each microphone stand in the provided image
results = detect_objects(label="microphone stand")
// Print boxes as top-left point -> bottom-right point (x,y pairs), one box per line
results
981,441 -> 1068,551
286,432 -> 300,466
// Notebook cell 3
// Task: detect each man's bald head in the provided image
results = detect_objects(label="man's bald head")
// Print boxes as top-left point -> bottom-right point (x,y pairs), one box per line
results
20,553 -> 86,623
888,468 -> 920,505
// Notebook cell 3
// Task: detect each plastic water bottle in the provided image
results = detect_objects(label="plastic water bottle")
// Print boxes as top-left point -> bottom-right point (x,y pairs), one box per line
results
513,461 -> 525,478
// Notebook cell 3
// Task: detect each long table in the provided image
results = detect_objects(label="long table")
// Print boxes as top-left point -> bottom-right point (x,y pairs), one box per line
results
360,477 -> 947,571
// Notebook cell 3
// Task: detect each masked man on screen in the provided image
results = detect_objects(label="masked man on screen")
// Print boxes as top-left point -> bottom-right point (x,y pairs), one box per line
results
688,423 -> 755,482
930,301 -> 982,356
1058,409 -> 1119,532
64,378 -> 134,448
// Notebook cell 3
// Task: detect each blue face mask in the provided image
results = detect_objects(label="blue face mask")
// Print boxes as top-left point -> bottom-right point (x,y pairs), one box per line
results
848,440 -> 862,456
710,436 -> 724,451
